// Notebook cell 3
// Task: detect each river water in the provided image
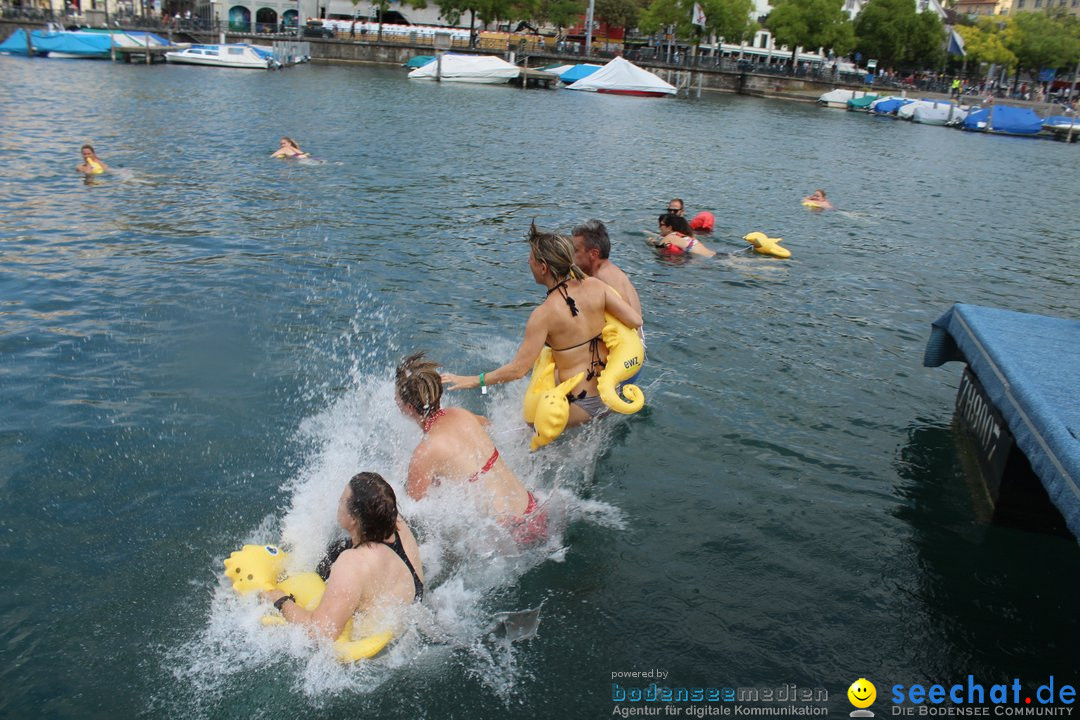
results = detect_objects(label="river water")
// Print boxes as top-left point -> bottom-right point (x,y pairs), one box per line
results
1,56 -> 1078,719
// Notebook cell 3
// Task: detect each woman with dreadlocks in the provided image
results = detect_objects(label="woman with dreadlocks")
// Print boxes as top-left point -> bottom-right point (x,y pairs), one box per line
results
441,223 -> 642,427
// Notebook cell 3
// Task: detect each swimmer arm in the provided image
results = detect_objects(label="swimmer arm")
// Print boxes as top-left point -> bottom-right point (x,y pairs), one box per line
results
603,284 -> 643,329
441,310 -> 546,390
264,558 -> 361,640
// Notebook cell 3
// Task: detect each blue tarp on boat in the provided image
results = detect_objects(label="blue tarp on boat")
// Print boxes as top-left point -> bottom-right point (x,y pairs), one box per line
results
871,98 -> 912,115
559,64 -> 601,84
962,106 -> 1044,134
924,303 -> 1080,537
405,55 -> 435,68
0,28 -> 112,57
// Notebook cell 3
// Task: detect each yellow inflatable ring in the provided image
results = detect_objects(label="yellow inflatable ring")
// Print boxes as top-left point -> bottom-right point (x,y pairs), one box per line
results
224,544 -> 395,661
596,313 -> 645,414
743,232 -> 791,259
801,200 -> 827,209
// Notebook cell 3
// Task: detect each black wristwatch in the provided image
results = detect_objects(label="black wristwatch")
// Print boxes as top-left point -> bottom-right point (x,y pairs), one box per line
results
273,593 -> 296,612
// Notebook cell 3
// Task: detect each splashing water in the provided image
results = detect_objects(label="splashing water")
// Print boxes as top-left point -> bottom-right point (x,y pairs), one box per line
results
162,303 -> 630,710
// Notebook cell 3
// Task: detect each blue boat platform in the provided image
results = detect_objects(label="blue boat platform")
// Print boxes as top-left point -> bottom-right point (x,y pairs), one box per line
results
924,303 -> 1080,538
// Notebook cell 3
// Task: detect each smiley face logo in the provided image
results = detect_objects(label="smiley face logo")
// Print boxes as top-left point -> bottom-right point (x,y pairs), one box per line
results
848,678 -> 876,709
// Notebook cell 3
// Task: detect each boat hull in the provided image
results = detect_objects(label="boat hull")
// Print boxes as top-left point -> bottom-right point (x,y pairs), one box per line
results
597,89 -> 670,97
165,50 -> 269,69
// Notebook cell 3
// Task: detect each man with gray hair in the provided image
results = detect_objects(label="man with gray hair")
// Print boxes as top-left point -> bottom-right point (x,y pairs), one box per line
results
571,220 -> 643,329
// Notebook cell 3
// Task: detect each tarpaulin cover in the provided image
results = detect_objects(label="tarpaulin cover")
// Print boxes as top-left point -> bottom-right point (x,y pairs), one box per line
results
924,303 -> 1080,537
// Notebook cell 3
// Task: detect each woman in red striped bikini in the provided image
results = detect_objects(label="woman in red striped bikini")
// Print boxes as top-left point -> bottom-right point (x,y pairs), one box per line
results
395,352 -> 548,545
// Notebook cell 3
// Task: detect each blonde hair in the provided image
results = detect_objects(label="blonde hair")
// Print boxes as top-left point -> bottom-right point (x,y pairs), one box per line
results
395,352 -> 442,419
528,221 -> 585,282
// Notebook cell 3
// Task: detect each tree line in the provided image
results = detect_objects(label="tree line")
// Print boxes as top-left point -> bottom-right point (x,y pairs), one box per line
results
375,0 -> 1080,75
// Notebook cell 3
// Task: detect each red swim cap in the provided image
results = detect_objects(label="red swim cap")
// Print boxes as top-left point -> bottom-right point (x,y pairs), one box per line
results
690,211 -> 714,232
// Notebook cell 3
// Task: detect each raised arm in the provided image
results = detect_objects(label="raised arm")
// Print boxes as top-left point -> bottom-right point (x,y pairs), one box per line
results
441,307 -> 549,391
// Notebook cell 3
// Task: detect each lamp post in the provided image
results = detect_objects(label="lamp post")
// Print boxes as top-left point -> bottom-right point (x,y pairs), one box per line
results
584,0 -> 594,57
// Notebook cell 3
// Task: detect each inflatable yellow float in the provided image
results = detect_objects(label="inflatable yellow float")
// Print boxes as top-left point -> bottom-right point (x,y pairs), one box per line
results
743,232 -> 791,259
801,200 -> 829,210
521,313 -> 646,450
596,314 -> 645,414
223,544 -> 394,662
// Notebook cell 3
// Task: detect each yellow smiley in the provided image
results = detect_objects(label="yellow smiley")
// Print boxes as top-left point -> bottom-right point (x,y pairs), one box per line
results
848,678 -> 876,708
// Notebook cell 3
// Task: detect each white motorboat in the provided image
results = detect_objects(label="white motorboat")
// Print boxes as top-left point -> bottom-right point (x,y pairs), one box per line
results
818,89 -> 875,109
912,103 -> 967,126
165,43 -> 277,69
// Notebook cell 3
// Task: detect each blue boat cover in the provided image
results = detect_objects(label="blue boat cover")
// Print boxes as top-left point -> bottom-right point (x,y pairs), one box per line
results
0,28 -> 34,54
405,54 -> 435,68
963,106 -> 1044,134
924,304 -> 1080,537
559,64 -> 600,83
0,28 -> 112,56
872,98 -> 911,115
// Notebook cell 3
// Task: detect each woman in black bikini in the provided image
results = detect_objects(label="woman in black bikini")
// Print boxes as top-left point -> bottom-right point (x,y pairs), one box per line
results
442,223 -> 642,428
263,472 -> 424,638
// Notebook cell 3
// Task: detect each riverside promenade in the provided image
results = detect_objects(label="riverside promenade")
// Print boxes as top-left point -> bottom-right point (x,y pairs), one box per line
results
0,16 -> 1070,114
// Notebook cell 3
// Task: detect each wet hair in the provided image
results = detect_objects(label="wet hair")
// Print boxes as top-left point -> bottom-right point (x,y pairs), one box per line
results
658,213 -> 694,237
572,219 -> 610,260
81,144 -> 95,154
346,471 -> 398,543
281,137 -> 299,149
528,221 -> 585,281
815,189 -> 827,198
395,352 -> 442,419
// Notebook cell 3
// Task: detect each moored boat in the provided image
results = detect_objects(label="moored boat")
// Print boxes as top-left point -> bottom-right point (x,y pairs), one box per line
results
165,43 -> 277,69
565,57 -> 675,97
962,105 -> 1043,135
817,89 -> 874,109
407,53 -> 519,84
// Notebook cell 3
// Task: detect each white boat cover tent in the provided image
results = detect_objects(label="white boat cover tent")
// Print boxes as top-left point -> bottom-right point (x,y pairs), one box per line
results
566,56 -> 676,95
407,54 -> 519,82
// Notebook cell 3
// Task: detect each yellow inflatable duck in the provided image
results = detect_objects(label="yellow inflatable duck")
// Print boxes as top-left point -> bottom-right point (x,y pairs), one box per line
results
596,314 -> 645,414
522,348 -> 556,426
223,544 -> 394,661
743,232 -> 791,259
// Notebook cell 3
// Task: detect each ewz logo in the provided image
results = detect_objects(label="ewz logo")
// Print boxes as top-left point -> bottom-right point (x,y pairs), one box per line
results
623,357 -> 640,369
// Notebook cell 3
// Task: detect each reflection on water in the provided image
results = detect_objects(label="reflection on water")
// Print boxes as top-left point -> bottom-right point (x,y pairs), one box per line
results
1,55 -> 1079,719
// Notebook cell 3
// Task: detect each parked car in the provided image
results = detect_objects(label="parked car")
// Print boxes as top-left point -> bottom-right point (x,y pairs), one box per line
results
302,21 -> 334,38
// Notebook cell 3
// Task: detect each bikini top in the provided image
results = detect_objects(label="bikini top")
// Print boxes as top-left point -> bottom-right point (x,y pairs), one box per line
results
316,532 -> 424,602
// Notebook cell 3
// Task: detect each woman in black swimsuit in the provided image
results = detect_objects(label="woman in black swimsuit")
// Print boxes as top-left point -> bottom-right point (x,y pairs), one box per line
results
264,472 -> 424,638
442,223 -> 642,428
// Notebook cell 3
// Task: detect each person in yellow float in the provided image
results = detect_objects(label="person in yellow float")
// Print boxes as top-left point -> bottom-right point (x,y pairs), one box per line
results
802,189 -> 833,210
76,144 -> 107,175
441,222 -> 642,426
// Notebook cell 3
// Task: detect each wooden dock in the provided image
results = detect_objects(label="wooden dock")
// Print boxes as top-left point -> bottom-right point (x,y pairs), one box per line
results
512,67 -> 559,89
112,45 -> 181,64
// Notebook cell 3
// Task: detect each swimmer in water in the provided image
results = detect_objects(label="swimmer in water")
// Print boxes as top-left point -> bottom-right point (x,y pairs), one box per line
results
441,222 -> 642,428
803,189 -> 833,210
396,352 -> 548,544
264,472 -> 424,639
76,144 -> 107,175
648,213 -> 716,258
270,136 -> 309,159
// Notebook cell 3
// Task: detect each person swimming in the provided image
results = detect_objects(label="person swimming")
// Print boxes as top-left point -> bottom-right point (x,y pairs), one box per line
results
270,136 -> 309,159
802,189 -> 833,210
396,352 -> 548,544
441,222 -> 642,428
264,472 -> 424,641
649,213 -> 716,258
76,144 -> 107,175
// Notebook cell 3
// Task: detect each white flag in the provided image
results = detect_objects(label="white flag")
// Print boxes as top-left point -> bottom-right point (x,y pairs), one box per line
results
692,2 -> 706,28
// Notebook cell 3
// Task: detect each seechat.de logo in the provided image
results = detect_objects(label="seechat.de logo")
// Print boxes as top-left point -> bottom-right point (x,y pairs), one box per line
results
849,678 -> 877,718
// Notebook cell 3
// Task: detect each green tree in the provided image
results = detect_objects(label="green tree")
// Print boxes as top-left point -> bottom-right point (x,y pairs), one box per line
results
765,0 -> 855,58
955,19 -> 1017,69
854,0 -> 944,68
594,0 -> 641,34
640,0 -> 753,44
1008,10 -> 1077,72
908,10 -> 945,68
